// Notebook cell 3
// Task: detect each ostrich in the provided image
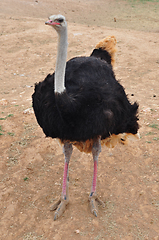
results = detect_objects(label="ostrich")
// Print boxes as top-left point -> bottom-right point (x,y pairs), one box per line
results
32,15 -> 139,220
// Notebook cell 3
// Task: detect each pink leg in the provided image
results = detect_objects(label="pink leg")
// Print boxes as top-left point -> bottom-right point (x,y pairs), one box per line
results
62,161 -> 69,199
91,160 -> 98,194
61,141 -> 73,200
89,137 -> 105,217
90,137 -> 101,196
51,142 -> 73,220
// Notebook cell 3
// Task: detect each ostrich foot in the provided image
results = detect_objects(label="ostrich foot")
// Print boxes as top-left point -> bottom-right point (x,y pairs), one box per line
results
50,196 -> 69,221
89,193 -> 105,217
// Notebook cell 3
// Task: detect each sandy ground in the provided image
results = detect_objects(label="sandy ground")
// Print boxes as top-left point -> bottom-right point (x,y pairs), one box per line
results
0,0 -> 159,239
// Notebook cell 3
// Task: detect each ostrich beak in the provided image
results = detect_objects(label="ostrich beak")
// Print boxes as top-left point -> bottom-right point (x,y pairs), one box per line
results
45,20 -> 60,26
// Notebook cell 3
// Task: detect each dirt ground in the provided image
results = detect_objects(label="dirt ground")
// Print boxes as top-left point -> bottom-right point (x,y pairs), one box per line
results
0,0 -> 159,239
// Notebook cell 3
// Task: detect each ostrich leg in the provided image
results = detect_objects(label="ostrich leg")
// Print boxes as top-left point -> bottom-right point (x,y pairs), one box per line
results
50,142 -> 73,220
89,137 -> 105,217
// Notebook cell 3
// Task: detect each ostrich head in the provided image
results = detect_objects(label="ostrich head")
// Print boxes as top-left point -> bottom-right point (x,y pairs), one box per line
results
45,15 -> 67,33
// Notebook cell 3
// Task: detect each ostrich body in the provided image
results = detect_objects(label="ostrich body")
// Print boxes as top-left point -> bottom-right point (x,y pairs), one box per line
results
32,15 -> 139,220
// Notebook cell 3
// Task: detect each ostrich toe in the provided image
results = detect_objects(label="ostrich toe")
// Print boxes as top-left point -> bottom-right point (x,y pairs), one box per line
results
50,197 -> 69,220
89,193 -> 105,217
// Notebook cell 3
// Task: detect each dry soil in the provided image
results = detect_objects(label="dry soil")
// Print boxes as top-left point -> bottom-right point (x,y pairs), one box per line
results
0,0 -> 159,239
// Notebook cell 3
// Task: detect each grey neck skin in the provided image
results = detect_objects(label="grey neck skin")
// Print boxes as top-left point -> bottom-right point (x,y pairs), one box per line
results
54,26 -> 68,94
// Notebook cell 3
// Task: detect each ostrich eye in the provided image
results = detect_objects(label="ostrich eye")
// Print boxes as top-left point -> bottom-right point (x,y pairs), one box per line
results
58,18 -> 64,23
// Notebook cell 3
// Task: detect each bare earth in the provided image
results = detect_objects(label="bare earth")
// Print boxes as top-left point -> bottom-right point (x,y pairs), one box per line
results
0,0 -> 159,239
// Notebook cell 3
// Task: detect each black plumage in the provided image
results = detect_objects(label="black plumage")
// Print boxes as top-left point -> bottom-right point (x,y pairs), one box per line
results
90,48 -> 112,65
32,56 -> 139,142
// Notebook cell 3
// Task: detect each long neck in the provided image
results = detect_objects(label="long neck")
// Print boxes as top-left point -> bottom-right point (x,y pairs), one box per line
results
55,27 -> 68,93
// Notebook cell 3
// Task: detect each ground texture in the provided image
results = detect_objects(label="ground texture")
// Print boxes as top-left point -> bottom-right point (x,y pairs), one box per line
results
0,0 -> 159,239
